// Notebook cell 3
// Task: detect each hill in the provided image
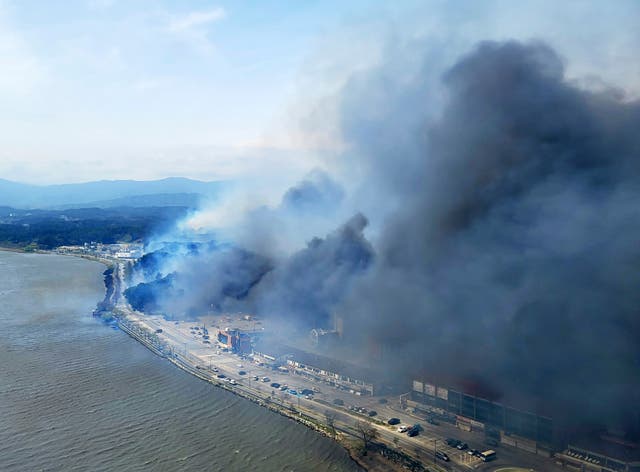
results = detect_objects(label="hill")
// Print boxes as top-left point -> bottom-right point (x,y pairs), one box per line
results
0,177 -> 225,209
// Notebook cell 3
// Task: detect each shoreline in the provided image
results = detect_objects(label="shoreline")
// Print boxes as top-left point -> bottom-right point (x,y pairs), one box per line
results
0,247 -> 432,472
111,308 -> 429,472
91,258 -> 433,472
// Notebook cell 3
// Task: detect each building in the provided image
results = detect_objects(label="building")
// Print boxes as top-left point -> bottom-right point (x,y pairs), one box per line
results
252,341 -> 378,396
409,378 -> 554,451
555,438 -> 640,472
217,328 -> 251,354
309,328 -> 340,348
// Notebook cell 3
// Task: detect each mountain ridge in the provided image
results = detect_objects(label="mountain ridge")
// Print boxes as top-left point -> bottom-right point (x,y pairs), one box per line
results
0,177 -> 226,209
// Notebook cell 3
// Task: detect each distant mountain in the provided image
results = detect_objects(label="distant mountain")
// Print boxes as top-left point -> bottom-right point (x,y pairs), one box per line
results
53,193 -> 203,209
0,177 -> 225,209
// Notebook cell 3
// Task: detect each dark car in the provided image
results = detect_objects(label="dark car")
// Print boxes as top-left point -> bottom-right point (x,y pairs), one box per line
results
301,389 -> 314,395
216,374 -> 226,379
387,418 -> 401,425
368,410 -> 377,417
270,382 -> 280,388
436,451 -> 450,462
446,438 -> 461,447
333,398 -> 344,406
407,428 -> 419,437
238,370 -> 247,375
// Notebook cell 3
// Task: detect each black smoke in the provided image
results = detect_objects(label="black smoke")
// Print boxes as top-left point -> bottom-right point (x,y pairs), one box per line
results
251,212 -> 373,328
337,40 -> 640,436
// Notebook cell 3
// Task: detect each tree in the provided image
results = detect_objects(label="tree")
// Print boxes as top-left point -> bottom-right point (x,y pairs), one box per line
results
325,410 -> 337,439
355,420 -> 378,451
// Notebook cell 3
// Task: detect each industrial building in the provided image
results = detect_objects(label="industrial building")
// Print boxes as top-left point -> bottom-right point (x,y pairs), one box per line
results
409,378 -> 554,452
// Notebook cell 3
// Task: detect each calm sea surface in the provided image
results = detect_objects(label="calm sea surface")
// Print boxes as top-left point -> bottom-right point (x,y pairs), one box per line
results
0,251 -> 360,472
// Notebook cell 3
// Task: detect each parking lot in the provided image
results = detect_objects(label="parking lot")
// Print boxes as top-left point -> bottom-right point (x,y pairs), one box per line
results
127,314 -> 565,472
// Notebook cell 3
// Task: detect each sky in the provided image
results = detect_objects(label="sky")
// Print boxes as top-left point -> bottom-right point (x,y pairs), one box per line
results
0,0 -> 638,184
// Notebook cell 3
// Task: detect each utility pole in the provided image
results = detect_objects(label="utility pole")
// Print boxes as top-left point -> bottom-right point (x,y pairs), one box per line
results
433,438 -> 437,464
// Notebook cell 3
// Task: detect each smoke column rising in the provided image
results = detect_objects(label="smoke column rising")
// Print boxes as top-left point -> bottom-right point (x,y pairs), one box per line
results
337,40 -> 640,434
127,38 -> 640,436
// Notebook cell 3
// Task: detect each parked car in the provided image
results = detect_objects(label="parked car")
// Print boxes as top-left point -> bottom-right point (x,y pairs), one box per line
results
397,425 -> 409,433
436,451 -> 450,462
270,382 -> 280,388
387,418 -> 401,425
368,410 -> 377,417
333,398 -> 344,406
457,442 -> 468,451
446,438 -> 461,447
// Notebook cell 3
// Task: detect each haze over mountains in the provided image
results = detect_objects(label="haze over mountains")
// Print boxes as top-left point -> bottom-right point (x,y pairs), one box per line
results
0,177 -> 226,209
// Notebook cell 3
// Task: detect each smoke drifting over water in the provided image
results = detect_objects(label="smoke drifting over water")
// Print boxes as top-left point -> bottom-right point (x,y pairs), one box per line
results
129,40 -> 640,435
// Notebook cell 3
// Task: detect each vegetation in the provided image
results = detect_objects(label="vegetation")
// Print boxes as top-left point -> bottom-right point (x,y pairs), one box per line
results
0,206 -> 188,250
355,420 -> 379,453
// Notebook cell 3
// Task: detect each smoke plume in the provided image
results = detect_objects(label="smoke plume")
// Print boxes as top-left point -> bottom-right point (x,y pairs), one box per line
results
127,39 -> 640,436
337,40 -> 640,434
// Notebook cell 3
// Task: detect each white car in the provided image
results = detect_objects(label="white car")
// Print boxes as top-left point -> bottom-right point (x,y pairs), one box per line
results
397,425 -> 409,433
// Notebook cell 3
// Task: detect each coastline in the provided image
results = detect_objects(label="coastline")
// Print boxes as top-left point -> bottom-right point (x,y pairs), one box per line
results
111,308 -> 428,472
0,247 -> 432,472
88,258 -> 433,472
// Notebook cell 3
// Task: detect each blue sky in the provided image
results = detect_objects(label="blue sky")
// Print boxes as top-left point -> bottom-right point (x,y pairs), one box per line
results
0,0 -> 638,184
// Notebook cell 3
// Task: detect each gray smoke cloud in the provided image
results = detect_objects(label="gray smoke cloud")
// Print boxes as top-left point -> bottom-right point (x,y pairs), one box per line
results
250,212 -> 373,329
126,38 -> 639,436
336,40 -> 640,434
126,171 -> 372,327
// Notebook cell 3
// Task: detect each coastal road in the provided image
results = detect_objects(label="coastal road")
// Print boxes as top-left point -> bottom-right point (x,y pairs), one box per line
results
106,268 -> 562,472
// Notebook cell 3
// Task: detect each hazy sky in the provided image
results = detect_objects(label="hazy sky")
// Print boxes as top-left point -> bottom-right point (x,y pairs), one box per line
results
0,0 -> 638,184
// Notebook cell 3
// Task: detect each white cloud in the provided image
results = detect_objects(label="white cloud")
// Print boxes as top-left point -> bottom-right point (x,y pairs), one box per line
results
165,7 -> 226,55
168,7 -> 226,33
